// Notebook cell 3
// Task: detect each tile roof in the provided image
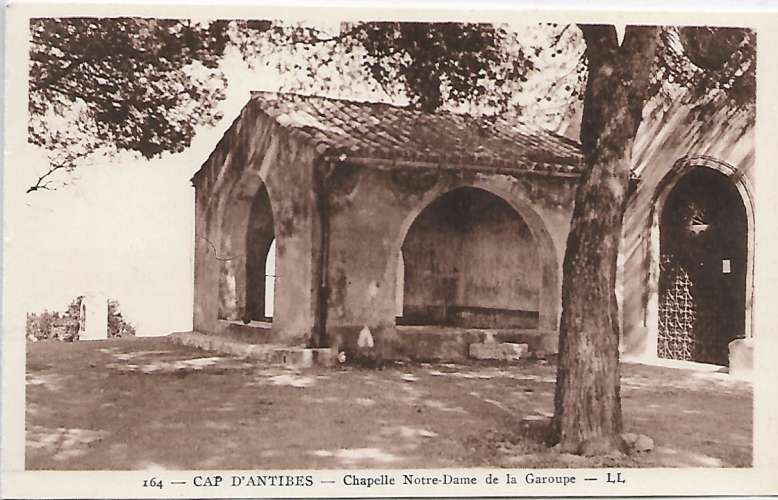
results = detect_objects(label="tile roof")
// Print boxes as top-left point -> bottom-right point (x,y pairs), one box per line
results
248,92 -> 584,175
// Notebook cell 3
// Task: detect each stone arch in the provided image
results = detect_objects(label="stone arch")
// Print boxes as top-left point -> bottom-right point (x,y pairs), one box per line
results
213,167 -> 281,322
244,186 -> 277,322
390,179 -> 560,330
646,156 -> 755,363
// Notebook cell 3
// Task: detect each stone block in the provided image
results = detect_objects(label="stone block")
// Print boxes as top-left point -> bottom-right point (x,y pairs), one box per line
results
728,338 -> 753,378
469,342 -> 528,361
634,434 -> 654,453
621,432 -> 654,454
493,329 -> 558,356
394,326 -> 483,362
167,331 -> 336,368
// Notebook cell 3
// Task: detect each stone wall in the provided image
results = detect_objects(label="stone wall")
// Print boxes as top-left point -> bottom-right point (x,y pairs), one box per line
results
619,97 -> 755,360
323,163 -> 577,355
191,93 -> 754,365
192,102 -> 322,346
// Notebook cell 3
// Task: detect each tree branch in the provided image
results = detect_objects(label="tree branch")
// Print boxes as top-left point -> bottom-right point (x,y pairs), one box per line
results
273,25 -> 355,48
619,26 -> 661,132
551,24 -> 572,47
26,163 -> 67,194
548,52 -> 586,95
578,24 -> 618,64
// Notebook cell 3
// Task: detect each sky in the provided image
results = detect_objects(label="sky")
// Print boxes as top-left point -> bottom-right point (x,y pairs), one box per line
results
5,36 -> 401,337
4,23 -> 581,337
5,50 -> 262,337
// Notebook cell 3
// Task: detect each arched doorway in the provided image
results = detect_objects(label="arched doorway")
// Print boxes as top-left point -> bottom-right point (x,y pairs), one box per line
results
657,167 -> 748,364
244,184 -> 277,322
398,187 -> 541,329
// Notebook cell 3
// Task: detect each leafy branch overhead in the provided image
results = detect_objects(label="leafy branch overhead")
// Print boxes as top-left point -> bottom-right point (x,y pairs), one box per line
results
27,19 -> 755,192
346,22 -> 534,112
228,21 -> 537,113
654,27 -> 756,114
29,19 -> 231,175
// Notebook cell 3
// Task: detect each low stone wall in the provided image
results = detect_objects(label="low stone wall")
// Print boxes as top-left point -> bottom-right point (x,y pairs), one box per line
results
173,325 -> 558,365
168,331 -> 336,368
389,326 -> 557,362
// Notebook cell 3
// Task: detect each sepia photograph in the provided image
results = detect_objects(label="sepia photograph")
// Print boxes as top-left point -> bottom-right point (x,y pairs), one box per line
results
2,1 -> 777,498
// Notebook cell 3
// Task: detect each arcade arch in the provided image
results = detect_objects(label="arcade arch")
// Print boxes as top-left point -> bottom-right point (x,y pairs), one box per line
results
397,187 -> 545,329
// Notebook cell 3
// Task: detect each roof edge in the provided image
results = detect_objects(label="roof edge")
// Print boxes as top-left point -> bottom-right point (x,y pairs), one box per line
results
326,155 -> 582,178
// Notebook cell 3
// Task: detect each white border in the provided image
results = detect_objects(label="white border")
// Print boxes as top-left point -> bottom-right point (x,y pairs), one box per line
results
3,1 -> 778,498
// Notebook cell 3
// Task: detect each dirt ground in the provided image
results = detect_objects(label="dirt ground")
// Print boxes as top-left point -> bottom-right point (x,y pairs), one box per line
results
26,337 -> 752,470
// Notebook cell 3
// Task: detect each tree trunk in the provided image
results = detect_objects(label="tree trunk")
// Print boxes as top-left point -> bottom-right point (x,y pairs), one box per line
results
548,25 -> 659,455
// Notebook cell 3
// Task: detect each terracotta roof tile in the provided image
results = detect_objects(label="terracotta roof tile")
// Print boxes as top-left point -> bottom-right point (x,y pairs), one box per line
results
249,91 -> 584,175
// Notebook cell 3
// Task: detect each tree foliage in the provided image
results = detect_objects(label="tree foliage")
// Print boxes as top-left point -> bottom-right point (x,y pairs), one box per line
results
107,299 -> 137,338
232,21 -> 536,113
25,296 -> 136,340
324,22 -> 532,112
28,19 -> 536,191
654,27 -> 755,114
26,309 -> 62,341
28,18 -> 233,191
27,19 -> 755,192
26,296 -> 80,341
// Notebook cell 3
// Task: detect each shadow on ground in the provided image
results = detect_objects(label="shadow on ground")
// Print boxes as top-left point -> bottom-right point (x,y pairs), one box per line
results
26,337 -> 752,470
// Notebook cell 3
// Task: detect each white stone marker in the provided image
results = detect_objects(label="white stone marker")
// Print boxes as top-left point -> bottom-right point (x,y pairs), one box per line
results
79,292 -> 108,340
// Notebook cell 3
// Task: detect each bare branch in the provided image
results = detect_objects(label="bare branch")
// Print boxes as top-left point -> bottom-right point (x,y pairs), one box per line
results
551,24 -> 572,46
272,26 -> 353,48
26,163 -> 67,194
547,52 -> 586,95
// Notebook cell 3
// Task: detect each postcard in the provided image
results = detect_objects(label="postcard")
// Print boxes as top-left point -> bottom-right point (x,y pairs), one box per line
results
3,0 -> 778,497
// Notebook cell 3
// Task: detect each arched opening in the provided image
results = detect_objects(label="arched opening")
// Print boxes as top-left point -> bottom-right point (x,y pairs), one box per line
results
657,167 -> 748,365
244,184 -> 277,322
398,187 -> 541,329
264,239 -> 277,319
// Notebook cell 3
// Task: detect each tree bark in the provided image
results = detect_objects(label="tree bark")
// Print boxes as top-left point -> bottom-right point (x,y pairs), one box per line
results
548,25 -> 659,454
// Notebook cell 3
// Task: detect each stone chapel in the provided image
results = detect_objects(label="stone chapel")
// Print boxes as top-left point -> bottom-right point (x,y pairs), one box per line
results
187,91 -> 754,368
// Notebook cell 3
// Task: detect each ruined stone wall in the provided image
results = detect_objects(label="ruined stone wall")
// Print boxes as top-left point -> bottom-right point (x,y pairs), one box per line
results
620,98 -> 755,359
192,102 -> 321,345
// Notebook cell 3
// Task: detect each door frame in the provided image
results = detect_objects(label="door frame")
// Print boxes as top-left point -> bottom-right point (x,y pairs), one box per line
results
645,156 -> 755,363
